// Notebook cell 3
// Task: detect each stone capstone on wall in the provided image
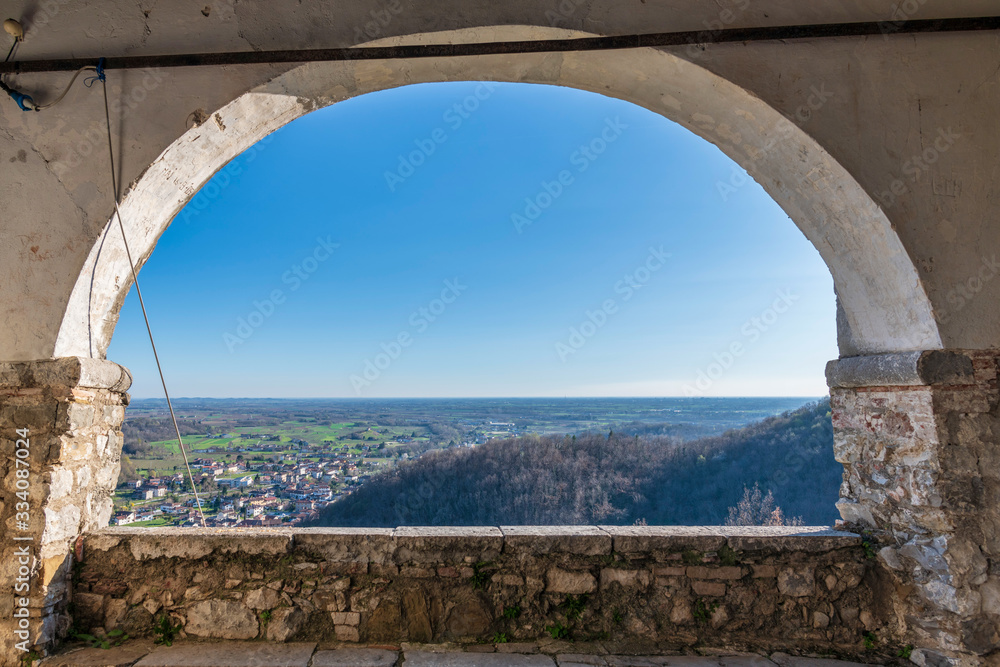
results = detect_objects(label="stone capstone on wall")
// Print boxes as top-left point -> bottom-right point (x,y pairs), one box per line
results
71,526 -> 891,661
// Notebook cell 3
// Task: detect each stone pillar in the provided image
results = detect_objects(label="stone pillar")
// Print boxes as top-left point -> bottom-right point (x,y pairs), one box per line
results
828,350 -> 1000,667
0,358 -> 131,666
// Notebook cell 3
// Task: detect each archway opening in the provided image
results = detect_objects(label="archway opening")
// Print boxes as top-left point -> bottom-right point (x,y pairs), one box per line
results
106,81 -> 841,528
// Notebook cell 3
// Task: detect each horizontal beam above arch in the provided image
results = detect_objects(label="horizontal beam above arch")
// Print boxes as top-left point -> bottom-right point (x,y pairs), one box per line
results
2,16 -> 999,75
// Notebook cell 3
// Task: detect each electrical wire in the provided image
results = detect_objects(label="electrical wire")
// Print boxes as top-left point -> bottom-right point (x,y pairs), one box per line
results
30,66 -> 95,110
3,37 -> 19,108
98,72 -> 207,528
0,64 -> 96,111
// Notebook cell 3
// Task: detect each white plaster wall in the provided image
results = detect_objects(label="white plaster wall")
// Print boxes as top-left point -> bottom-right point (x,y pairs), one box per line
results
0,0 -> 997,360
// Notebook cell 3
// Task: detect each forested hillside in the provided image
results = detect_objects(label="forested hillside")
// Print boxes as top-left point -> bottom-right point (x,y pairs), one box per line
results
313,399 -> 841,527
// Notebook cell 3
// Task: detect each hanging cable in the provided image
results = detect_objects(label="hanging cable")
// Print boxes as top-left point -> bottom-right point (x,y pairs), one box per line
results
0,64 -> 96,111
97,65 -> 207,528
30,65 -> 96,110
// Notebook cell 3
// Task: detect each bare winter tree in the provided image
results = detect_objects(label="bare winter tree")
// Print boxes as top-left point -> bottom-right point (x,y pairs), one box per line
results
725,483 -> 804,527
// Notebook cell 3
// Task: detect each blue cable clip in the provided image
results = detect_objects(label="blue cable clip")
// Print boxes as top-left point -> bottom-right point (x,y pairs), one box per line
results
84,57 -> 106,87
10,89 -> 34,110
0,80 -> 34,111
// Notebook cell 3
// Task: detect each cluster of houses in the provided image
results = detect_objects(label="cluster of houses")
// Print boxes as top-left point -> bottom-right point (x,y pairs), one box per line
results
111,444 -> 382,528
123,475 -> 180,500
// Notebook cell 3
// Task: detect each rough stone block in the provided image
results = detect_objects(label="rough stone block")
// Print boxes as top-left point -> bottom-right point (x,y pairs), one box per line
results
686,566 -> 742,580
99,529 -> 293,560
691,580 -> 726,597
141,598 -> 161,616
104,598 -> 128,631
546,567 -> 597,594
331,611 -> 360,626
293,528 -> 394,564
64,403 -> 96,431
266,607 -> 308,642
834,501 -> 875,528
0,363 -> 22,388
400,566 -> 436,578
667,603 -> 694,630
312,587 -> 347,612
185,600 -> 258,639
721,527 -> 860,553
600,568 -> 651,589
28,358 -> 133,392
392,526 -> 503,564
777,567 -> 815,597
825,351 -> 978,388
370,563 -> 399,577
245,586 -> 282,610
444,599 -> 491,638
118,606 -> 155,636
500,526 -> 611,556
598,526 -> 726,554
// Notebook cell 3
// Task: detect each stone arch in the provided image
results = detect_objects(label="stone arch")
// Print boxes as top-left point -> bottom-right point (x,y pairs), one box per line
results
52,25 -> 941,359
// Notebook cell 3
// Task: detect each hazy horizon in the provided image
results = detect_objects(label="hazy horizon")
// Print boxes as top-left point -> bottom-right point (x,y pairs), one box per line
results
127,395 -> 826,401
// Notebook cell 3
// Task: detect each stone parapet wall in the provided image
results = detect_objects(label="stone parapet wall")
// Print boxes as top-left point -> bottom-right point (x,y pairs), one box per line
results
70,527 -> 892,661
0,358 -> 131,665
4,350 -> 997,667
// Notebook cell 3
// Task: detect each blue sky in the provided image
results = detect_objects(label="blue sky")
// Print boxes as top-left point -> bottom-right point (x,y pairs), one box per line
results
108,81 -> 837,398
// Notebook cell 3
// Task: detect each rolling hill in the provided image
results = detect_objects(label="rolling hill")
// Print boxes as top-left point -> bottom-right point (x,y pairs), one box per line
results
312,399 -> 841,527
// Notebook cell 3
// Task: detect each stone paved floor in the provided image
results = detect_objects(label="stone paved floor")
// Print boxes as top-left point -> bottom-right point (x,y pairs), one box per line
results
39,641 -> 884,667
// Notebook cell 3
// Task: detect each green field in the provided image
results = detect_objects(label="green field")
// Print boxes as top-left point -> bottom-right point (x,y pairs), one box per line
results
126,418 -> 429,480
129,517 -> 174,527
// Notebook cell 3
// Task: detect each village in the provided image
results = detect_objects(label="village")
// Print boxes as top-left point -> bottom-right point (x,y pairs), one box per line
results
112,443 -> 372,527
111,416 -> 524,527
111,454 -> 352,527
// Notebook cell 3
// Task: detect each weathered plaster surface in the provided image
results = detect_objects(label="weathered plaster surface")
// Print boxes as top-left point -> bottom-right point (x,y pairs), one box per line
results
2,1 -> 999,359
